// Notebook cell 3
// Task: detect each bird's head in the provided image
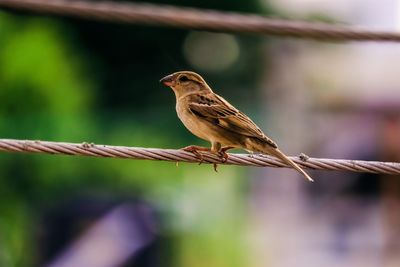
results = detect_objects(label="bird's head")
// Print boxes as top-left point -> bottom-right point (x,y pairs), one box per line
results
160,71 -> 212,98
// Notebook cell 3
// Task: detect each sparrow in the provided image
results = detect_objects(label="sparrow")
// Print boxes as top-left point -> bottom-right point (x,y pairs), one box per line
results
160,71 -> 313,182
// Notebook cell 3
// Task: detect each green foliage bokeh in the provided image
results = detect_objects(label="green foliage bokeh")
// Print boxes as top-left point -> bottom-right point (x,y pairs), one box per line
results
0,0 -> 269,265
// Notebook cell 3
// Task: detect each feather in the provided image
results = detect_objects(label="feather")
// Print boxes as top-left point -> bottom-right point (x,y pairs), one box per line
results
188,93 -> 277,148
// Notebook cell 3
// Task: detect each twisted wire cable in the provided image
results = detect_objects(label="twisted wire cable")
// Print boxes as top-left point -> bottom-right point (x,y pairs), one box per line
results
1,0 -> 400,42
1,139 -> 400,175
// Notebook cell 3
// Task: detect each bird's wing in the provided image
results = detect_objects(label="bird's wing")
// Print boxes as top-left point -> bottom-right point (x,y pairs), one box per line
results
188,93 -> 277,148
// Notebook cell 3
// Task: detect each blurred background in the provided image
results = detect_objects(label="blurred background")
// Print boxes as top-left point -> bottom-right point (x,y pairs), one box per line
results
1,0 -> 400,266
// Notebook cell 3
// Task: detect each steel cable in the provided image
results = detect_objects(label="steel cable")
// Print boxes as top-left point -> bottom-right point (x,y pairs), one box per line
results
1,139 -> 400,175
1,0 -> 400,42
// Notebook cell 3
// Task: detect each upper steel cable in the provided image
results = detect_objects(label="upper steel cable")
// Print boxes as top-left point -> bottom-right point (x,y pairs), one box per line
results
1,0 -> 400,41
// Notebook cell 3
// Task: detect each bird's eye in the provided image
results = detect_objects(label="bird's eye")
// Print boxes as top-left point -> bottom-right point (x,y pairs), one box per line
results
179,75 -> 189,82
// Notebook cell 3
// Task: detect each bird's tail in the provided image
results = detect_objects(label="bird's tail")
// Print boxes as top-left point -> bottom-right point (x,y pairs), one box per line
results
254,141 -> 314,182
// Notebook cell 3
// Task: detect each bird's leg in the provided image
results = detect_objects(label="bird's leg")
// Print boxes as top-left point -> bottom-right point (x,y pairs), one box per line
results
181,145 -> 210,164
213,147 -> 233,172
218,146 -> 234,163
212,163 -> 218,172
211,143 -> 234,171
210,142 -> 222,172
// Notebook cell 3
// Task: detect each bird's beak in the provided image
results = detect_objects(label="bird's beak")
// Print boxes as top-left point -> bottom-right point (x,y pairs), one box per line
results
160,74 -> 174,86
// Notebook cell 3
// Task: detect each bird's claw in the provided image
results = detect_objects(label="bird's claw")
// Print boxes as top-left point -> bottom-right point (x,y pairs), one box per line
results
181,145 -> 231,172
213,163 -> 218,172
217,146 -> 233,163
214,146 -> 234,171
217,151 -> 229,163
182,145 -> 209,164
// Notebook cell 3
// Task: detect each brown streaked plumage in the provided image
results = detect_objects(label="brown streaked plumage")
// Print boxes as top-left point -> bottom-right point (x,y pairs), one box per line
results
160,71 -> 313,182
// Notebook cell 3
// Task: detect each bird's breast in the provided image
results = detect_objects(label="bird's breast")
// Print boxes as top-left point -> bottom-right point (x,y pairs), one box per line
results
176,102 -> 212,141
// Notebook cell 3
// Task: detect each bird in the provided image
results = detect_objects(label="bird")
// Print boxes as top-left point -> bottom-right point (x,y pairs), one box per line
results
160,71 -> 313,182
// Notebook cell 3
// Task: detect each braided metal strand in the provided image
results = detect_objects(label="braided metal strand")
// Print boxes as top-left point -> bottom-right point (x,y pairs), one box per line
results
1,0 -> 400,42
0,139 -> 400,175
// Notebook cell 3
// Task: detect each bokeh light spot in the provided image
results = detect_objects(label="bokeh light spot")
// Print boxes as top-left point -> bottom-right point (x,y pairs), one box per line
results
183,32 -> 240,72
